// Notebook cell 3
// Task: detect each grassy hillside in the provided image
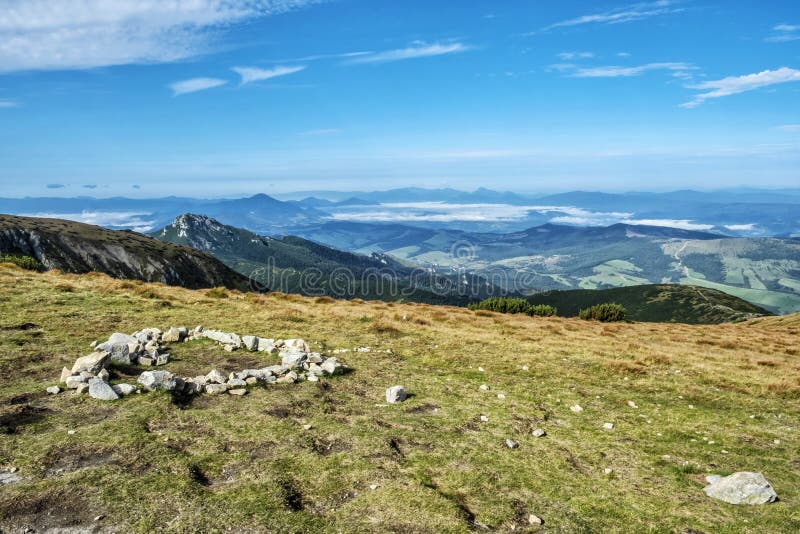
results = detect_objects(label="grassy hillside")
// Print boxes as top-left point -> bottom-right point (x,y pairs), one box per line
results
527,284 -> 772,324
0,264 -> 798,532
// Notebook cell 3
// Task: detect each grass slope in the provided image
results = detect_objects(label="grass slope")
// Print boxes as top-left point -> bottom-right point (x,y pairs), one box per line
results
527,284 -> 772,324
0,264 -> 798,532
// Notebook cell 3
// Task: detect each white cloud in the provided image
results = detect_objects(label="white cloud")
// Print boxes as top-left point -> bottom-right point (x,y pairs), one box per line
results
623,219 -> 714,231
557,51 -> 594,60
682,67 -> 800,108
724,224 -> 756,231
346,42 -> 471,64
564,62 -> 695,78
169,77 -> 228,96
22,211 -> 156,231
617,52 -> 632,57
0,0 -> 321,73
232,65 -> 305,85
767,23 -> 800,42
0,99 -> 18,108
778,124 -> 800,132
539,1 -> 683,31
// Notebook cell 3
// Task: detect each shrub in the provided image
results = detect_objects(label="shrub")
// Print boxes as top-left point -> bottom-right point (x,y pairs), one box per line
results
469,297 -> 557,317
0,254 -> 44,272
579,303 -> 628,322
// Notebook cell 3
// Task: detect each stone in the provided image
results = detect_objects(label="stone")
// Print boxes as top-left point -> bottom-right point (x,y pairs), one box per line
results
65,375 -> 88,389
302,424 -> 312,430
497,393 -> 506,400
284,338 -> 310,352
242,335 -> 259,351
107,343 -> 131,365
97,368 -> 109,381
0,469 -> 22,486
245,377 -> 258,385
256,338 -> 277,353
521,365 -> 530,371
528,514 -> 543,525
570,405 -> 584,413
506,439 -> 519,449
71,351 -> 111,374
162,326 -> 187,343
386,385 -> 407,403
108,332 -> 138,345
223,344 -> 236,352
112,383 -> 136,396
306,374 -> 319,382
206,369 -> 226,384
88,378 -> 119,401
156,353 -> 170,366
75,383 -> 90,394
306,353 -> 324,364
227,378 -> 247,388
138,370 -> 177,392
46,386 -> 61,395
603,422 -> 614,430
138,356 -> 154,366
228,388 -> 247,396
203,330 -> 242,348
703,472 -> 778,505
532,428 -> 546,438
480,415 -> 489,422
60,367 -> 72,383
604,468 -> 614,475
307,363 -> 324,376
281,350 -> 307,368
205,383 -> 228,395
276,372 -> 298,384
320,357 -> 342,376
479,384 -> 490,391
627,400 -> 638,408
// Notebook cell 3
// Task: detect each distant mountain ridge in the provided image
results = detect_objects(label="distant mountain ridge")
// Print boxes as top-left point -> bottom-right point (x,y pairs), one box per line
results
0,214 -> 249,290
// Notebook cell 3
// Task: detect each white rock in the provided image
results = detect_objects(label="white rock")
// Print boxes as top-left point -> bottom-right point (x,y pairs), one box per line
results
71,351 -> 111,374
60,367 -> 72,383
205,369 -> 226,384
570,405 -> 584,413
283,338 -> 310,352
65,375 -> 87,389
46,386 -> 61,395
528,514 -> 543,525
112,383 -> 136,396
228,388 -> 247,396
320,357 -> 342,376
138,370 -> 177,392
603,422 -> 614,430
88,378 -> 119,401
505,439 -> 519,449
532,428 -> 546,438
242,335 -> 258,351
386,385 -> 407,403
205,383 -> 228,395
627,400 -> 638,408
479,384 -> 489,391
703,472 -> 778,505
480,415 -> 489,422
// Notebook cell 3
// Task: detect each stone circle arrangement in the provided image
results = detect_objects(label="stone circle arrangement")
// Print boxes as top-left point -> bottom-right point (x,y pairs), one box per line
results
50,326 -> 344,401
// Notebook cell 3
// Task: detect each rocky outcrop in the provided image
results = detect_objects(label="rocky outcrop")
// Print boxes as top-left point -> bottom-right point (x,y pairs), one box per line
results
0,214 -> 249,290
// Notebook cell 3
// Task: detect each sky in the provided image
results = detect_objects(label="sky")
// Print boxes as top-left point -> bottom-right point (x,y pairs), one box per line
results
0,0 -> 798,198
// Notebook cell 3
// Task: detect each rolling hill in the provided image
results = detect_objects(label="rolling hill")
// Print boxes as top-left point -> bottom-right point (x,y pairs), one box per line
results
0,214 -> 249,290
526,284 -> 772,324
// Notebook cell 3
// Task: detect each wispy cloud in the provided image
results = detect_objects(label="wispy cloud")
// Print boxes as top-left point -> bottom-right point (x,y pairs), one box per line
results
538,1 -> 683,32
169,77 -> 228,96
265,51 -> 372,63
557,51 -> 594,60
766,23 -> 800,42
555,62 -> 695,78
22,211 -> 156,232
232,65 -> 306,85
346,42 -> 471,64
0,0 -> 322,73
46,183 -> 65,189
0,100 -> 17,108
682,67 -> 800,108
298,128 -> 343,136
778,124 -> 800,132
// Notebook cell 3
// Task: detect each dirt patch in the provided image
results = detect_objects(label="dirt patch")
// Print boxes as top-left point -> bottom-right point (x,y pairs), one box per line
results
405,403 -> 441,414
43,445 -> 115,478
0,486 -> 100,533
0,404 -> 51,434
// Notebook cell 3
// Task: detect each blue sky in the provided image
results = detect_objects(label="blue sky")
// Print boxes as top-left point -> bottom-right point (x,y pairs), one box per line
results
0,0 -> 798,197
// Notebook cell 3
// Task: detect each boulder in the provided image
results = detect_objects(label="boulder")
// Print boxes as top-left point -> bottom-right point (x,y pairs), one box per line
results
205,383 -> 228,395
71,351 -> 111,374
133,328 -> 161,343
203,330 -> 242,348
228,388 -> 248,396
162,327 -> 188,343
206,369 -> 226,384
386,385 -> 407,403
112,383 -> 137,396
139,356 -> 154,366
155,353 -> 170,366
281,350 -> 307,368
227,378 -> 247,388
60,367 -> 72,383
320,357 -> 342,376
88,378 -> 119,401
703,472 -> 778,505
65,375 -> 88,389
256,338 -> 277,353
75,383 -> 90,394
108,332 -> 138,345
242,335 -> 259,351
107,343 -> 130,364
138,370 -> 177,392
284,339 -> 310,352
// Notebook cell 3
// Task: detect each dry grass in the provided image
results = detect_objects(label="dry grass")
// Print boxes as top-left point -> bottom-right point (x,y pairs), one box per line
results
0,264 -> 798,533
